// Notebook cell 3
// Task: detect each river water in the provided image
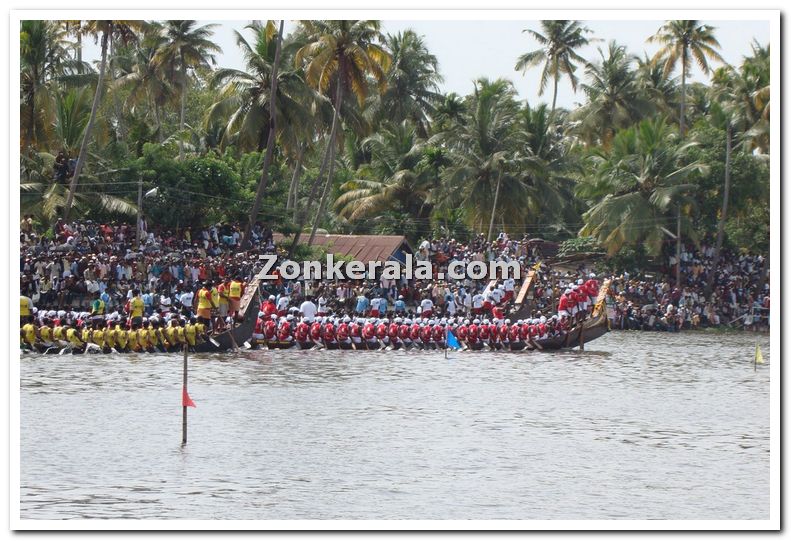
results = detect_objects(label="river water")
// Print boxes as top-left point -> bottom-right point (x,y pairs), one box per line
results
19,331 -> 770,521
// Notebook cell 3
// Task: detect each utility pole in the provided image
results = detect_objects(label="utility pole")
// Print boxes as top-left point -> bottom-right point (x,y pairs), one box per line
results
136,176 -> 143,248
675,206 -> 681,287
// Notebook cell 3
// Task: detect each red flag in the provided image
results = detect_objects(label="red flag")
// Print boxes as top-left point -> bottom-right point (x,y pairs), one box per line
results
182,387 -> 196,408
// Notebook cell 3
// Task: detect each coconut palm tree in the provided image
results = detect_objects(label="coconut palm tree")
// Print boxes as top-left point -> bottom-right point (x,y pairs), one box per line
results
577,117 -> 707,256
515,20 -> 593,114
704,57 -> 769,295
62,20 -> 146,222
517,103 -> 581,236
114,28 -> 176,142
290,20 -> 391,251
239,20 -> 286,250
153,20 -> 221,160
572,42 -> 651,148
52,86 -> 92,153
636,52 -> 679,118
335,120 -> 430,221
207,21 -> 313,153
20,20 -> 72,149
438,78 -> 529,239
737,41 -> 770,154
648,20 -> 724,137
368,30 -> 443,137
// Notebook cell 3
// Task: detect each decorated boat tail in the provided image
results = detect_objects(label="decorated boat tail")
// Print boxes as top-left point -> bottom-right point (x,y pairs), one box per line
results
194,278 -> 261,352
533,278 -> 611,351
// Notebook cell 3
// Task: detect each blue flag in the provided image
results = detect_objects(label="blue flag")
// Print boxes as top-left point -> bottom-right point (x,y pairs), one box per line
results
446,329 -> 461,350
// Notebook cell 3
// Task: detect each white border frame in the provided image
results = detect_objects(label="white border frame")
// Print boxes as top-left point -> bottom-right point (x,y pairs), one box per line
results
7,7 -> 780,531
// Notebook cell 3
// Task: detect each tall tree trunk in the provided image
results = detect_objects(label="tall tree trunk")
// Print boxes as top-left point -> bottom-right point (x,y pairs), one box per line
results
151,97 -> 162,143
241,20 -> 284,250
288,73 -> 343,257
109,35 -> 126,141
679,49 -> 687,138
28,65 -> 38,148
308,138 -> 337,246
287,143 -> 305,214
63,28 -> 109,222
755,253 -> 769,301
675,205 -> 682,287
288,139 -> 333,258
705,122 -> 732,296
76,32 -> 82,63
178,52 -> 187,160
487,169 -> 503,243
307,76 -> 345,247
550,75 -> 558,115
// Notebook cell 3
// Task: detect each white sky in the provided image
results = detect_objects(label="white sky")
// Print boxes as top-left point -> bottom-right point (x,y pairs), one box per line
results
81,19 -> 768,109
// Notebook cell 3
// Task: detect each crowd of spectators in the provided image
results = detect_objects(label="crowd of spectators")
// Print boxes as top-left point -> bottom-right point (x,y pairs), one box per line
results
20,217 -> 769,334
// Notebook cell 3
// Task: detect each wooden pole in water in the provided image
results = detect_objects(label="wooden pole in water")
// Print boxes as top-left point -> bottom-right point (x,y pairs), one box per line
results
182,344 -> 188,445
579,325 -> 585,351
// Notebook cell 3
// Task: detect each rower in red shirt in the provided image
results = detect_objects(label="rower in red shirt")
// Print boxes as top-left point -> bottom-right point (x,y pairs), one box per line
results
295,319 -> 310,344
277,318 -> 293,343
478,321 -> 490,343
261,296 -> 277,318
322,320 -> 336,345
466,320 -> 480,349
362,320 -> 376,345
409,321 -> 421,345
310,320 -> 323,343
419,323 -> 433,349
264,316 -> 277,342
350,319 -> 362,347
431,322 -> 444,346
337,318 -> 351,347
375,320 -> 388,341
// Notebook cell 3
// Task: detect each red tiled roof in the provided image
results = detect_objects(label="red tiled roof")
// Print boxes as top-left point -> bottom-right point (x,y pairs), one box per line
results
272,234 -> 412,263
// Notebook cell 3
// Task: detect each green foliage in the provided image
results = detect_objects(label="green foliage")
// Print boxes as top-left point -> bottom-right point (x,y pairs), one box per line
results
17,19 -> 770,261
686,124 -> 769,233
133,143 -> 244,227
724,201 -> 769,253
558,236 -> 602,256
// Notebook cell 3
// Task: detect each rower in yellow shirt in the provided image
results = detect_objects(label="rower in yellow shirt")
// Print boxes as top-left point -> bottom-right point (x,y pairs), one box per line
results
147,321 -> 161,351
105,323 -> 117,351
52,322 -> 66,347
154,321 -> 171,352
138,323 -> 151,352
81,324 -> 92,346
127,325 -> 140,352
65,325 -> 84,350
164,320 -> 178,351
184,319 -> 197,349
20,317 -> 37,350
176,320 -> 186,346
39,319 -> 53,348
114,324 -> 128,352
92,323 -> 106,351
